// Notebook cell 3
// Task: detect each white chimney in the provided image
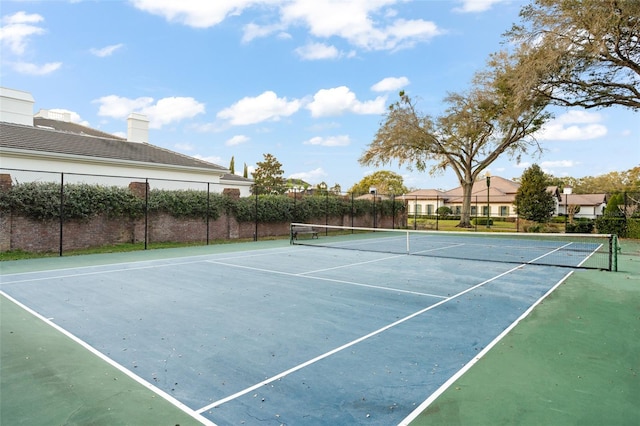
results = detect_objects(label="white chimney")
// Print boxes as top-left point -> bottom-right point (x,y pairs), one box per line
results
0,87 -> 35,126
127,113 -> 149,143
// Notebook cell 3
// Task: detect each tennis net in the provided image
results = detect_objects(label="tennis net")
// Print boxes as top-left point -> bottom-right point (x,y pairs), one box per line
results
290,223 -> 618,271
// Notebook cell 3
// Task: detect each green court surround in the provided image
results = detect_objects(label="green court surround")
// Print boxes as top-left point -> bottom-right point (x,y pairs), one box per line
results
411,240 -> 640,425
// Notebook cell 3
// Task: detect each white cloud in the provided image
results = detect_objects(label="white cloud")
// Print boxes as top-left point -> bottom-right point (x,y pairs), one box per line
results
242,22 -> 285,43
193,154 -> 224,166
12,61 -> 61,75
131,1 -> 443,52
0,11 -> 45,54
280,1 -> 442,51
288,167 -> 327,183
281,0 -> 442,50
371,76 -> 409,92
453,0 -> 507,13
129,0 -> 271,28
307,86 -> 386,117
535,110 -> 607,141
303,135 -> 350,147
540,160 -> 576,169
174,142 -> 194,151
225,135 -> 250,146
142,97 -> 205,128
94,95 -> 205,128
0,11 -> 62,76
90,43 -> 124,57
217,91 -> 301,125
295,42 -> 340,60
95,95 -> 154,119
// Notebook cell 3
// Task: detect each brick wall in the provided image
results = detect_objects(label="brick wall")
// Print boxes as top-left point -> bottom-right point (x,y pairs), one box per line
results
1,212 -> 400,253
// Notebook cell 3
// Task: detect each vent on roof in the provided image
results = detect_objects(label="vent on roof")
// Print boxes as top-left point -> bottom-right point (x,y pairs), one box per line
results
127,113 -> 149,143
0,87 -> 34,126
35,109 -> 72,122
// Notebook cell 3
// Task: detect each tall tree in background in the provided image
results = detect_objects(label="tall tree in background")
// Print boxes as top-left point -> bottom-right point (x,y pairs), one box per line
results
347,171 -> 408,195
229,156 -> 235,174
515,164 -> 556,222
505,0 -> 640,110
360,52 -> 550,227
243,163 -> 248,179
251,153 -> 286,194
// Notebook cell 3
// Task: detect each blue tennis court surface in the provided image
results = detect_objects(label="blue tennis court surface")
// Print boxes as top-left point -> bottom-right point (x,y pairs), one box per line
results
1,243 -> 578,425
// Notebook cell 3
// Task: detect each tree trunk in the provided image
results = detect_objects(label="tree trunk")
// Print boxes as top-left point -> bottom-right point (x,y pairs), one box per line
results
457,181 -> 474,228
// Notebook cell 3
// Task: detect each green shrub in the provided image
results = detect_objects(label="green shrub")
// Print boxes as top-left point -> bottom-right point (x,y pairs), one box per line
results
595,216 -> 626,236
0,182 -> 144,220
1,183 -> 402,225
626,219 -> 640,239
472,217 -> 493,226
565,220 -> 594,234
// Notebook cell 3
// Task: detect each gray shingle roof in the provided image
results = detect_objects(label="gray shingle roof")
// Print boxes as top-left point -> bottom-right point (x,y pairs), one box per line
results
34,117 -> 126,140
221,173 -> 252,183
0,121 -> 227,172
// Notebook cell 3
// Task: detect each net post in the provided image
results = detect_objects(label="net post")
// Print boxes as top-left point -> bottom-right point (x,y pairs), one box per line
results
610,235 -> 618,272
406,230 -> 410,254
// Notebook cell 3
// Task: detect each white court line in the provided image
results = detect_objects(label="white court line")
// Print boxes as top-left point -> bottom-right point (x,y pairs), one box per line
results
525,241 -> 573,264
398,269 -> 574,425
205,259 -> 448,299
0,290 -> 217,426
412,243 -> 465,255
196,262 -> 528,414
297,252 -> 407,275
576,243 -> 604,268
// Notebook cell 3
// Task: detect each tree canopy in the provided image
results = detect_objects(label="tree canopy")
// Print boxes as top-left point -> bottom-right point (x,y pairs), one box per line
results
505,0 -> 640,110
360,52 -> 550,227
251,153 -> 286,194
536,166 -> 640,194
347,171 -> 408,196
515,164 -> 556,222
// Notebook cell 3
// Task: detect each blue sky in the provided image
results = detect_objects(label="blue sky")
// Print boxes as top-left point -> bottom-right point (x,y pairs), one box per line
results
1,0 -> 638,192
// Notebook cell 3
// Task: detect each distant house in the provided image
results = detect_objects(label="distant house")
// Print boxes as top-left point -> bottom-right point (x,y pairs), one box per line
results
403,175 -> 524,219
0,87 -> 253,196
403,176 -> 606,220
558,190 -> 607,219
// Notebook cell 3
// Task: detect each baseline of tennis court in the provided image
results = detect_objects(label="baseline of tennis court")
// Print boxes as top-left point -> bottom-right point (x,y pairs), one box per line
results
1,242 -> 578,425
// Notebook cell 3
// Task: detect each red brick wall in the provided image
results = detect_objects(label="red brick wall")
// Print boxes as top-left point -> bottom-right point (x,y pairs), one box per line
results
1,212 -> 401,253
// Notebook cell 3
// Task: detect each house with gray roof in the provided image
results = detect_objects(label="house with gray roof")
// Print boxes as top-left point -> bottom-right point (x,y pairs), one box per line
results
404,175 -> 607,220
0,87 -> 253,196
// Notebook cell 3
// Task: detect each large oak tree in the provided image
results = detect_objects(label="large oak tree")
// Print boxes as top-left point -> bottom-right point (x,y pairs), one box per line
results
505,0 -> 640,110
360,53 -> 551,227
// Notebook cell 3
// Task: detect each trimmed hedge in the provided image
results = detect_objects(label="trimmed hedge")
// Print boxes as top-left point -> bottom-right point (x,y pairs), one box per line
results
0,182 -> 404,224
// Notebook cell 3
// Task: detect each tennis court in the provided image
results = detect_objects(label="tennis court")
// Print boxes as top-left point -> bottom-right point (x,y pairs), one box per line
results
0,228 -> 618,425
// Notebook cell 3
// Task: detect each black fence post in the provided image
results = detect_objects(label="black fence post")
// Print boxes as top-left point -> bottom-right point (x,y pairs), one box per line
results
436,195 -> 439,231
144,178 -> 149,250
351,192 -> 354,230
59,173 -> 64,256
391,193 -> 395,229
206,182 -> 210,245
254,188 -> 258,241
